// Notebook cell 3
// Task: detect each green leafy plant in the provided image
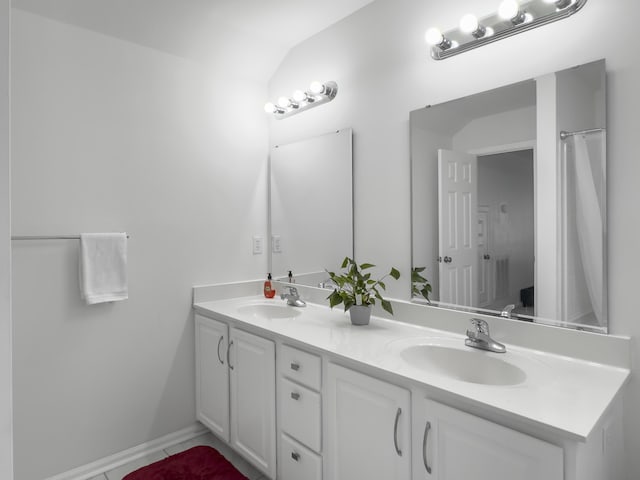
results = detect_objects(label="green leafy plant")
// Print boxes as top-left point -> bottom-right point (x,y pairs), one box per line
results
412,266 -> 432,304
326,256 -> 400,315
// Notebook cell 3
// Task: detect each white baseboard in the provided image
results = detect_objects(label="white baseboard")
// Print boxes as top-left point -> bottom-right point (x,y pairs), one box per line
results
45,423 -> 208,480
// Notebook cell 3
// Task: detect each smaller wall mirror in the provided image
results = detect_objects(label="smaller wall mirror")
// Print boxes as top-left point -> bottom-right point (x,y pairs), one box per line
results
269,128 -> 353,283
411,59 -> 607,333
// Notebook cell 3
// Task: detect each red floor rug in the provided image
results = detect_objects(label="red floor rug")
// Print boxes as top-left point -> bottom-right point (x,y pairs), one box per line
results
123,446 -> 249,480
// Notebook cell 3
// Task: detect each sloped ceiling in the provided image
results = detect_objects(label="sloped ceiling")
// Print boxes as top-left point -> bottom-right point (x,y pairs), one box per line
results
12,0 -> 377,79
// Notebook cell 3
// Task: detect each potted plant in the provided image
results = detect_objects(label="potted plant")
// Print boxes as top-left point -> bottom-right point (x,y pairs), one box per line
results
412,266 -> 432,304
326,256 -> 400,325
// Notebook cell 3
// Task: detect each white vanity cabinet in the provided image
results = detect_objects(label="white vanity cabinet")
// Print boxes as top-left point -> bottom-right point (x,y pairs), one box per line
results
194,294 -> 627,480
414,398 -> 563,480
229,327 -> 276,478
327,363 -> 411,480
195,314 -> 229,441
194,314 -> 276,479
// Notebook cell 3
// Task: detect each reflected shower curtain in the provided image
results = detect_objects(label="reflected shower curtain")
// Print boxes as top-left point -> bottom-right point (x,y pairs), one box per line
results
570,132 -> 605,326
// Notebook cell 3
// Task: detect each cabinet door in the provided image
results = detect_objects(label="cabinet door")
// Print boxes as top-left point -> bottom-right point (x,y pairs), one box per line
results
417,399 -> 563,480
195,314 -> 229,442
229,328 -> 276,479
327,363 -> 411,480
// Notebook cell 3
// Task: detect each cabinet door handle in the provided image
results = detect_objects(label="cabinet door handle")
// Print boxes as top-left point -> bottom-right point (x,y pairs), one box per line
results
290,362 -> 300,371
290,392 -> 300,400
291,452 -> 300,462
227,340 -> 234,370
393,407 -> 402,457
423,421 -> 432,474
217,336 -> 224,365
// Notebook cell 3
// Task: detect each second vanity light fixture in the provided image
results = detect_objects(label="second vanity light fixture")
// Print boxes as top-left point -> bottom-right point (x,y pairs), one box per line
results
264,81 -> 338,119
426,0 -> 587,60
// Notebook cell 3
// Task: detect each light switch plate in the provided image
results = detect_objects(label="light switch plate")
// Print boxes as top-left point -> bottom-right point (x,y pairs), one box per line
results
252,235 -> 263,255
272,235 -> 281,253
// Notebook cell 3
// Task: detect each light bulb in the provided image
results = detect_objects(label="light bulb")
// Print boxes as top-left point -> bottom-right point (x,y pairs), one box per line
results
459,14 -> 479,34
425,27 -> 444,46
293,90 -> 307,102
309,81 -> 324,95
498,0 -> 520,20
277,96 -> 291,108
264,102 -> 276,114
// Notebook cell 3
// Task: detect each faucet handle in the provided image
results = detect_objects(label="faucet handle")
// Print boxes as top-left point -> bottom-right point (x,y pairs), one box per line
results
470,318 -> 490,335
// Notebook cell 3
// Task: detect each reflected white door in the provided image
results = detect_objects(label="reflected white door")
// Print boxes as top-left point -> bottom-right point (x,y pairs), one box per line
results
477,207 -> 492,307
438,149 -> 478,307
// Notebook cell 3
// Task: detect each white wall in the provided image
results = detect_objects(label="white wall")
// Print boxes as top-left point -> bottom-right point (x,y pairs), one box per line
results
1,0 -> 13,478
11,10 -> 268,479
452,106 -> 536,152
268,0 -> 640,477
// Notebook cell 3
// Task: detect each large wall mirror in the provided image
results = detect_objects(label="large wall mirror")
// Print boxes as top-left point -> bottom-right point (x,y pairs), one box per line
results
411,59 -> 607,333
269,128 -> 353,283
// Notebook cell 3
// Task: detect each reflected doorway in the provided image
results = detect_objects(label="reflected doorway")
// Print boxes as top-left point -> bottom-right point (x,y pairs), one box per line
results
437,148 -> 534,314
477,149 -> 534,315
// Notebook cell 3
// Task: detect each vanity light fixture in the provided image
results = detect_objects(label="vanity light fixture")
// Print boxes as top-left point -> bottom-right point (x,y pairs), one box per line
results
459,14 -> 494,39
264,102 -> 284,115
425,27 -> 454,51
498,0 -> 530,25
264,81 -> 338,119
544,0 -> 574,9
427,0 -> 587,60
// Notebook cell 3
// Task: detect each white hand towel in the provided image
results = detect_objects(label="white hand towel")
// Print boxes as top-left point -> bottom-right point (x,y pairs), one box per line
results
79,233 -> 128,305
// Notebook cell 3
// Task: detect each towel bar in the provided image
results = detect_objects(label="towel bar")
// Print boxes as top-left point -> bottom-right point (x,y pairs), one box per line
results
11,234 -> 130,240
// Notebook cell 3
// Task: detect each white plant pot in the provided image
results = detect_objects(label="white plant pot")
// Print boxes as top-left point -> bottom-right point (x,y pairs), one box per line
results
349,305 -> 372,326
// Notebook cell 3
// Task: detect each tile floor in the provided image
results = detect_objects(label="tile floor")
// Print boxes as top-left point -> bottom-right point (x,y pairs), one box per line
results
87,432 -> 268,480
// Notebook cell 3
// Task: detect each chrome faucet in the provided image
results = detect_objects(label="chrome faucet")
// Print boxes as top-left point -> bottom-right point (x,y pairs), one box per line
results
501,304 -> 516,318
465,318 -> 506,353
280,286 -> 306,307
317,277 -> 337,289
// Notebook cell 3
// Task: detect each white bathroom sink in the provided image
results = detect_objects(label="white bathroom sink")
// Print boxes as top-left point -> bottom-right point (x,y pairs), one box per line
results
400,343 -> 526,386
236,302 -> 302,319
383,333 -> 532,387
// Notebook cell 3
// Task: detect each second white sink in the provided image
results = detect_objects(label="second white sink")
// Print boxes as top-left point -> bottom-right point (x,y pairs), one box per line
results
400,343 -> 527,386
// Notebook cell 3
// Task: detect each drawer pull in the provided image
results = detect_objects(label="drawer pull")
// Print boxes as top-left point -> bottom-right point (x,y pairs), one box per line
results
290,392 -> 300,400
291,451 -> 300,462
393,407 -> 402,457
290,362 -> 300,371
217,336 -> 224,365
423,421 -> 432,474
227,340 -> 234,370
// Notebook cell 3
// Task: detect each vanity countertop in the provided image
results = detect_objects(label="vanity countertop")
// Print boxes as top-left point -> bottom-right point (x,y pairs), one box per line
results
193,295 -> 630,442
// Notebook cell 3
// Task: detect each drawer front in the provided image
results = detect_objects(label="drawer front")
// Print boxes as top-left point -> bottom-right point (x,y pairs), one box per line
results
280,377 -> 322,451
279,344 -> 321,390
280,433 -> 322,480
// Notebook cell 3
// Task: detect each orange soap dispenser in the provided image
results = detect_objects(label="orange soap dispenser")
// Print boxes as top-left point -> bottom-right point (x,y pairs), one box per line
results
264,273 -> 276,298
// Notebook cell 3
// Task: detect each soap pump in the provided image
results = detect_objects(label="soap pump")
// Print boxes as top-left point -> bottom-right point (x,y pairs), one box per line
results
264,273 -> 276,298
